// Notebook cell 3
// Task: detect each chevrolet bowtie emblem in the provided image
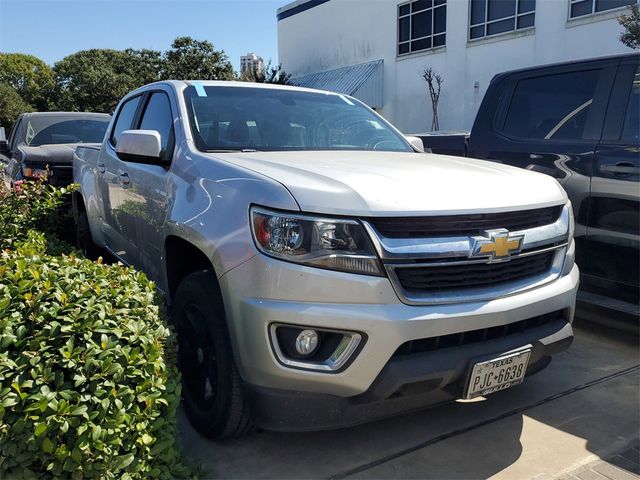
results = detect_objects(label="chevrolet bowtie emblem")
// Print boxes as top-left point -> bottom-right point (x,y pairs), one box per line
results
470,229 -> 524,261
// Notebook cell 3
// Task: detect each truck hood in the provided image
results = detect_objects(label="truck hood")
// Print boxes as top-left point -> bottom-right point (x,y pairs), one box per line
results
18,144 -> 77,166
216,151 -> 567,216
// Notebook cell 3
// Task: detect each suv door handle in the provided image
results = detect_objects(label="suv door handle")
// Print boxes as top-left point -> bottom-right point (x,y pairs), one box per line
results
97,163 -> 106,174
600,162 -> 640,176
118,170 -> 130,186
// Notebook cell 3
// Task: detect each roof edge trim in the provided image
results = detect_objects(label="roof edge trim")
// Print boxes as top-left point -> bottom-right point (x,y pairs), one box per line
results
277,0 -> 331,21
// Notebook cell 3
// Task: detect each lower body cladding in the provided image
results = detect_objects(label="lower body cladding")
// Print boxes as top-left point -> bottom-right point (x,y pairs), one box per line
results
219,255 -> 579,432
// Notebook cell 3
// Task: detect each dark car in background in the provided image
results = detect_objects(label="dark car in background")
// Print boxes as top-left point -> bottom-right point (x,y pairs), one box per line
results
417,53 -> 640,330
0,112 -> 111,187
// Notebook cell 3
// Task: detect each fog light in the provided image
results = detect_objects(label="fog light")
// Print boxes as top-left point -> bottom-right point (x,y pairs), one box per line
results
295,329 -> 319,356
271,324 -> 364,371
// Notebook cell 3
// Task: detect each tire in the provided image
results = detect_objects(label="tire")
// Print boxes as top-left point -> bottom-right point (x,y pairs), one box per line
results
76,210 -> 102,260
173,270 -> 253,439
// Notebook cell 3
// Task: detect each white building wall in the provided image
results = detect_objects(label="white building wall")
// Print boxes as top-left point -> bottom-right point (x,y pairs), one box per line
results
278,0 -> 635,133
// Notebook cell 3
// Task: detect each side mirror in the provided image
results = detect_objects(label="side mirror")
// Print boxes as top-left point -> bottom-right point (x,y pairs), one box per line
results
116,130 -> 162,163
0,140 -> 9,154
405,136 -> 425,153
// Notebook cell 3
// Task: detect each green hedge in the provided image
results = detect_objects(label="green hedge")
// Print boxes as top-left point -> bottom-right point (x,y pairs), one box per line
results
0,181 -> 191,478
0,176 -> 74,254
0,234 -> 189,478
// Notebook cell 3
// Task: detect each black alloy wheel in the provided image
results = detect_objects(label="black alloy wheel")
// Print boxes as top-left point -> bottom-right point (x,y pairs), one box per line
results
173,270 -> 253,439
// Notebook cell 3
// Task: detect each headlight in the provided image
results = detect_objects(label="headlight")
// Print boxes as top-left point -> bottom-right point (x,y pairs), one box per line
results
250,207 -> 383,276
22,165 -> 49,179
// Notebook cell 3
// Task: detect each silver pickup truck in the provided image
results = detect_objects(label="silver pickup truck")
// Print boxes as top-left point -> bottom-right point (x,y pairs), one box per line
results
73,81 -> 579,439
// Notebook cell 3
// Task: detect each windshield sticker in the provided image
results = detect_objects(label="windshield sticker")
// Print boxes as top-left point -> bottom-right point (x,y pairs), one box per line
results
338,94 -> 355,106
192,81 -> 207,97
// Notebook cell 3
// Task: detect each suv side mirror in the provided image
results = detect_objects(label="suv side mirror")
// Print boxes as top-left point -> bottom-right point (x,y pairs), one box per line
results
0,140 -> 9,154
405,135 -> 425,153
116,130 -> 162,164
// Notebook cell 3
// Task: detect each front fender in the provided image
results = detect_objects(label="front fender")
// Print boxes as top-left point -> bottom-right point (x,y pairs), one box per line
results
164,153 -> 300,286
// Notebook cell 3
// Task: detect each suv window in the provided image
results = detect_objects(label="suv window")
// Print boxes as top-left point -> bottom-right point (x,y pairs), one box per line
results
621,65 -> 640,144
139,92 -> 174,162
502,69 -> 601,141
111,96 -> 141,146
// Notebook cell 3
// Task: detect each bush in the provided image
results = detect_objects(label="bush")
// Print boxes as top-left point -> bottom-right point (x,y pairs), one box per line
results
0,176 -> 74,253
0,182 -> 191,478
0,234 -> 189,478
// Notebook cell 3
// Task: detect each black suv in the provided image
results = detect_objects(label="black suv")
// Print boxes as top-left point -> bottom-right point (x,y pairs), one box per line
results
419,53 -> 639,329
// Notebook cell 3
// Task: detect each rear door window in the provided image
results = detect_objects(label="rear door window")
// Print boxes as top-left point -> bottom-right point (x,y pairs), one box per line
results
502,70 -> 601,141
620,65 -> 640,144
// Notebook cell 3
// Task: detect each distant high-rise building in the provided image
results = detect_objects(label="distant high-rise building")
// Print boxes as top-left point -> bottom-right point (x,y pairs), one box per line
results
240,53 -> 265,75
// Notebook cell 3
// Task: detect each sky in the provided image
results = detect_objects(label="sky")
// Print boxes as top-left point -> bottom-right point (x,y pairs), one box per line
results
0,0 -> 290,72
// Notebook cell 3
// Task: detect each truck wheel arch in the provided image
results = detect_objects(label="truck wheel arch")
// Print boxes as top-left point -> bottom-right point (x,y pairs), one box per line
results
71,190 -> 86,222
165,235 -> 217,302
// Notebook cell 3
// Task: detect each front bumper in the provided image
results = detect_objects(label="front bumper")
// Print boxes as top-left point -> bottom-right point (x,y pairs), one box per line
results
219,255 -> 579,429
247,318 -> 571,431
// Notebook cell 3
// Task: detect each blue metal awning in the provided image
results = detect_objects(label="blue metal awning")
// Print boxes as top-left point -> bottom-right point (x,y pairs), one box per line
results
291,60 -> 384,109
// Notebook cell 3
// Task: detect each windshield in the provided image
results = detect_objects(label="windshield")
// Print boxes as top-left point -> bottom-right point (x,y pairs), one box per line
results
24,116 -> 110,146
184,86 -> 412,153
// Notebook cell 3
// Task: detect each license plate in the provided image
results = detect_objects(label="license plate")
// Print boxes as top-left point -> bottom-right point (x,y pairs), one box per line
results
464,349 -> 531,399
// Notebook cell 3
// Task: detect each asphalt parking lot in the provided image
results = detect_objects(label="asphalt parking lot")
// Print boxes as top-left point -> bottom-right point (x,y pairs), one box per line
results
180,318 -> 639,479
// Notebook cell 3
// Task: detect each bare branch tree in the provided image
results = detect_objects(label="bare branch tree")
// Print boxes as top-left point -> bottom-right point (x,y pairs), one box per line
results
421,67 -> 444,131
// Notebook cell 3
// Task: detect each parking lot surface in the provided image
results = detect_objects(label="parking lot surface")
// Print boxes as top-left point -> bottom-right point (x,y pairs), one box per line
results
180,320 -> 639,479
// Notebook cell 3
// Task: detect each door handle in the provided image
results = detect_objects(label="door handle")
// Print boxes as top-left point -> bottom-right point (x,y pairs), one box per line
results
97,163 -> 106,174
600,162 -> 640,176
118,170 -> 130,186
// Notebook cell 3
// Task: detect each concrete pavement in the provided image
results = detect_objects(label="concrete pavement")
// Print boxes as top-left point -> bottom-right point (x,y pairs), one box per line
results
179,320 -> 639,479
560,440 -> 639,480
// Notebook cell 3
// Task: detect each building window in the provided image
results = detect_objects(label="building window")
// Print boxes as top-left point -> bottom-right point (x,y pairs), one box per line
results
398,0 -> 446,56
569,0 -> 636,19
469,0 -> 535,40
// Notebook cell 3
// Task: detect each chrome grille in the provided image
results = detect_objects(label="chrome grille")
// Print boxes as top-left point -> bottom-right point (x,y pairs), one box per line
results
363,204 -> 570,305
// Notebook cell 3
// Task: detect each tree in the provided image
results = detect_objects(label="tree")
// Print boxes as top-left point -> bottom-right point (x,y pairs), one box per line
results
0,82 -> 34,131
421,67 -> 444,131
162,36 -> 233,80
619,4 -> 640,50
0,53 -> 56,111
53,49 -> 156,112
237,60 -> 292,85
125,48 -> 163,85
